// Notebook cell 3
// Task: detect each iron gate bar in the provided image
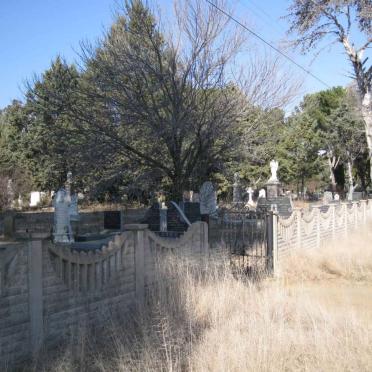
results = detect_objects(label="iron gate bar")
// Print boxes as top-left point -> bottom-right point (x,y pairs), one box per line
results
213,207 -> 273,273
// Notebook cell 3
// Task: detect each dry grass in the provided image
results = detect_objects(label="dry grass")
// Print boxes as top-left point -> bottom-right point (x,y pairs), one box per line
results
32,229 -> 372,372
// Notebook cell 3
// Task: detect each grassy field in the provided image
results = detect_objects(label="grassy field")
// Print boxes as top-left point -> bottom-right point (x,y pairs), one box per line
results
34,228 -> 372,372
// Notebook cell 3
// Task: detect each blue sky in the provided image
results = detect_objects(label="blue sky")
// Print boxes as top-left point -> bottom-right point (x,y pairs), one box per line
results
0,0 -> 369,110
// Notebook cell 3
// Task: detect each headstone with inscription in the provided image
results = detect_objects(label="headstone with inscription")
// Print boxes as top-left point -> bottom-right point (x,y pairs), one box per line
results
199,181 -> 217,216
53,188 -> 74,243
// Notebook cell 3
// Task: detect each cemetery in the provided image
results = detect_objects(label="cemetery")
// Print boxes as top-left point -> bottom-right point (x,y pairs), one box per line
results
1,160 -> 371,367
1,0 -> 372,370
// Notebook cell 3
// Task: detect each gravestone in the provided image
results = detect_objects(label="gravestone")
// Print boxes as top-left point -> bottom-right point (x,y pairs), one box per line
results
179,201 -> 201,223
323,191 -> 333,204
191,192 -> 199,202
142,202 -> 189,236
69,194 -> 79,221
199,181 -> 217,215
30,191 -> 46,207
266,160 -> 280,198
103,211 -> 121,230
233,173 -> 242,204
7,179 -> 15,208
334,193 -> 340,202
256,196 -> 293,217
245,187 -> 254,207
64,171 -> 79,221
53,188 -> 74,243
159,202 -> 167,232
259,188 -> 266,199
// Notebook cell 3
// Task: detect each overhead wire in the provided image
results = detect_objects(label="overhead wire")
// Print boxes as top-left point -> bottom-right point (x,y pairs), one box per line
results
204,0 -> 331,88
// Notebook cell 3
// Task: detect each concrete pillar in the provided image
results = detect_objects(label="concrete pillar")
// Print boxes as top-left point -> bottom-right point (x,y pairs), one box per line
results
267,212 -> 278,275
296,210 -> 302,250
4,211 -> 15,239
200,221 -> 209,254
331,205 -> 336,240
363,200 -> 367,224
125,224 -> 148,308
28,240 -> 44,355
344,203 -> 348,238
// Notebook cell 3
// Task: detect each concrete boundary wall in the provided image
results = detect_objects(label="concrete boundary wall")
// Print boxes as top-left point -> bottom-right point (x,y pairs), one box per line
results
0,221 -> 208,367
274,200 -> 372,263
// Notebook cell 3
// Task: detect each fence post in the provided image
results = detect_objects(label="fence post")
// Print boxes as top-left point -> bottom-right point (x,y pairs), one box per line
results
28,240 -> 44,356
272,213 -> 278,275
200,221 -> 209,254
331,204 -> 336,241
125,224 -> 148,308
354,202 -> 358,229
296,210 -> 302,250
267,212 -> 278,275
316,207 -> 321,249
344,203 -> 348,238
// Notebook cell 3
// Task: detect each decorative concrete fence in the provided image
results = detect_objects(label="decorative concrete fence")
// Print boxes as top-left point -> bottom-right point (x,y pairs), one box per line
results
274,200 -> 372,261
0,222 -> 208,367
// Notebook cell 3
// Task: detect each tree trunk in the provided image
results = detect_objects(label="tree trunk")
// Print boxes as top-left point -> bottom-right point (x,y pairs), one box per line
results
170,175 -> 185,202
328,157 -> 337,192
361,92 -> 372,186
301,174 -> 305,200
347,158 -> 354,201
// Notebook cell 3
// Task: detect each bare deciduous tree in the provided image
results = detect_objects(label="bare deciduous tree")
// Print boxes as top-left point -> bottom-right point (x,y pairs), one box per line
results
285,0 -> 372,182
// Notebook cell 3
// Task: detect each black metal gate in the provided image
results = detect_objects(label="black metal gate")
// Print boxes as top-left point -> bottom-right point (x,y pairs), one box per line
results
210,207 -> 273,274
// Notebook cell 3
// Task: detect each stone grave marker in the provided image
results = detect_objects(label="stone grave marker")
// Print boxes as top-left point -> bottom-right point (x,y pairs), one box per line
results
199,181 -> 217,216
53,188 -> 74,243
323,191 -> 333,204
259,188 -> 266,198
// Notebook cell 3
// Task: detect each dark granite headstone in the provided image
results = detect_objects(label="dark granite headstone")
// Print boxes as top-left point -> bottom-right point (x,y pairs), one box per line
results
142,202 -> 189,234
103,211 -> 121,230
180,201 -> 201,223
256,196 -> 293,217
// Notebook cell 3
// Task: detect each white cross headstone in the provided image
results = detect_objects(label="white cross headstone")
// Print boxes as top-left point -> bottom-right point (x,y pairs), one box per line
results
245,187 -> 254,207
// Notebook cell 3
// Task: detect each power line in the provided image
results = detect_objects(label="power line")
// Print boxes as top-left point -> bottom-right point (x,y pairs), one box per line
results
205,0 -> 331,89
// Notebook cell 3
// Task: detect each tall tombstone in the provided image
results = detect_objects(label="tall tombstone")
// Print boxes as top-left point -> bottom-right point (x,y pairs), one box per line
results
7,179 -> 15,208
65,171 -> 79,221
233,172 -> 242,204
65,171 -> 73,196
53,188 -> 74,243
69,194 -> 79,221
266,160 -> 280,198
323,191 -> 333,204
159,202 -> 168,232
199,181 -> 217,223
